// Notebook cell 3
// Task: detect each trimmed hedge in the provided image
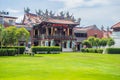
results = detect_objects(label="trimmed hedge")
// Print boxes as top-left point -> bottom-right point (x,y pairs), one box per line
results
1,46 -> 25,54
31,46 -> 61,54
106,48 -> 120,54
0,49 -> 17,56
81,48 -> 103,53
14,46 -> 25,54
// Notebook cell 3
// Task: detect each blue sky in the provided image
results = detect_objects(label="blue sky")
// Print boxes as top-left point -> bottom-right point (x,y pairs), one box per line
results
0,0 -> 120,29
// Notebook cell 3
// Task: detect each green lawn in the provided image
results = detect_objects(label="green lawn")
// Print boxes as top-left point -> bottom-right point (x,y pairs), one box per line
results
0,52 -> 120,80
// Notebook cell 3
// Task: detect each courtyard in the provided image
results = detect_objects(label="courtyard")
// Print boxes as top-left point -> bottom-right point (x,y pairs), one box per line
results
0,53 -> 120,80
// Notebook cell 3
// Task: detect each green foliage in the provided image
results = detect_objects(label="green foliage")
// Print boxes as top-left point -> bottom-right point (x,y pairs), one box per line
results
82,37 -> 115,48
106,48 -> 120,54
0,24 -> 4,43
13,46 -> 25,54
100,38 -> 108,47
0,49 -> 17,56
94,38 -> 100,48
82,40 -> 91,48
107,38 -> 115,47
16,27 -> 30,42
88,37 -> 95,47
31,46 -> 61,54
97,48 -> 103,53
1,46 -> 25,54
2,26 -> 17,46
1,26 -> 30,47
81,48 -> 103,53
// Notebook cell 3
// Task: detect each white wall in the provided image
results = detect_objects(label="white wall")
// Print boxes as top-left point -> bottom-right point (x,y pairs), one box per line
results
111,32 -> 120,48
62,48 -> 73,52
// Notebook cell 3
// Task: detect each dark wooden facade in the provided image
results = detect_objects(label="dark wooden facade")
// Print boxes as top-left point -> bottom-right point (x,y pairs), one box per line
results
22,12 -> 80,51
32,22 -> 77,48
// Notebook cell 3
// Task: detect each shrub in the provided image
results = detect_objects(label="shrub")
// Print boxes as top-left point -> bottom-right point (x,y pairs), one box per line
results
0,46 -> 25,54
106,48 -> 120,54
0,49 -> 17,56
81,48 -> 85,52
31,46 -> 61,54
13,46 -> 25,54
81,48 -> 103,53
97,49 -> 103,53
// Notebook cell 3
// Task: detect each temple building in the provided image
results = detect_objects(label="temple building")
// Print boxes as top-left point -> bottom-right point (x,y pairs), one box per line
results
22,9 -> 80,51
0,15 -> 17,27
74,25 -> 103,51
111,22 -> 120,47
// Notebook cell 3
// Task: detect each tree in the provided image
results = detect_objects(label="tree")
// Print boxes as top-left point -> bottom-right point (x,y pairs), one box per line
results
82,40 -> 91,48
88,37 -> 95,47
0,24 -> 4,47
82,36 -> 115,49
15,27 -> 30,54
0,24 -> 3,42
2,26 -> 30,47
94,38 -> 100,48
100,38 -> 108,47
2,26 -> 17,46
16,27 -> 30,45
107,38 -> 115,47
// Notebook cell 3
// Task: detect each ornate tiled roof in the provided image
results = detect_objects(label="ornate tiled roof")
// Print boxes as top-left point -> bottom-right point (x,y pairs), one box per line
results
0,16 -> 17,19
22,13 -> 79,26
111,22 -> 120,29
23,13 -> 42,24
46,18 -> 79,25
74,25 -> 99,32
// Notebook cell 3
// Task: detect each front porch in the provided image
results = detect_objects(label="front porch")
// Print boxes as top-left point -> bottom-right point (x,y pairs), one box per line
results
33,39 -> 75,52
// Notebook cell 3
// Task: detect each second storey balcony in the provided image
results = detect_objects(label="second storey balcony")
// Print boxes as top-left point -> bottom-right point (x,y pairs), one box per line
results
33,35 -> 76,40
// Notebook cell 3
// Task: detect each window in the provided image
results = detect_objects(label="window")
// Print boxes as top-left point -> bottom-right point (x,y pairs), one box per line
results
69,29 -> 72,35
9,20 -> 14,25
34,41 -> 39,46
94,33 -> 97,37
70,41 -> 72,48
64,42 -> 67,48
62,31 -> 66,36
48,28 -> 51,35
75,33 -> 87,37
41,28 -> 46,34
0,19 -> 2,24
48,41 -> 51,46
35,29 -> 38,36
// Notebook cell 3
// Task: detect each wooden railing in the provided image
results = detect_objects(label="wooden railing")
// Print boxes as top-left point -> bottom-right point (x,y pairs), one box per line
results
33,35 -> 76,40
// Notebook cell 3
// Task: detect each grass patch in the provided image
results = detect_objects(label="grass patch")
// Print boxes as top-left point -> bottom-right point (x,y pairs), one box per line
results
0,52 -> 120,80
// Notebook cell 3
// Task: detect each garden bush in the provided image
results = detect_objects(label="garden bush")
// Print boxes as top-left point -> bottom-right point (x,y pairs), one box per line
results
31,46 -> 61,54
81,48 -> 103,53
0,49 -> 17,56
1,46 -> 25,54
97,49 -> 103,53
13,46 -> 25,54
81,48 -> 85,52
106,48 -> 120,54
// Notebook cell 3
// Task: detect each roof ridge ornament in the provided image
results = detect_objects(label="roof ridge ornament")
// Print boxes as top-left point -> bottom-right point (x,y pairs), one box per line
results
24,7 -> 30,14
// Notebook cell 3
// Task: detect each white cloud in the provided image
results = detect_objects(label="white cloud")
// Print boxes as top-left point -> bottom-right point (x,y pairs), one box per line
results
50,0 -> 120,28
50,0 -> 111,9
74,6 -> 120,27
